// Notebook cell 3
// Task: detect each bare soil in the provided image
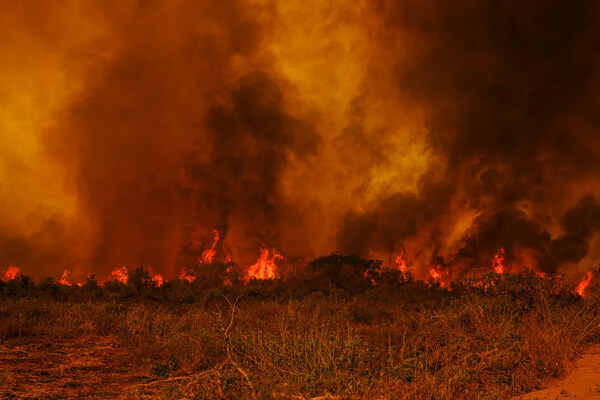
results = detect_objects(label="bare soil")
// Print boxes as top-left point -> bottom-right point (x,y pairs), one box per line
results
0,335 -> 161,399
516,345 -> 600,400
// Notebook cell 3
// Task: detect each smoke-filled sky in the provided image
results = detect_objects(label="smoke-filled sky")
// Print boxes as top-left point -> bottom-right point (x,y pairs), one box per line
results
2,0 -> 600,280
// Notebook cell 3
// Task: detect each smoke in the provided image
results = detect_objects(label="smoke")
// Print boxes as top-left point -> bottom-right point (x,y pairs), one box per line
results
335,0 -> 600,275
2,0 -> 600,279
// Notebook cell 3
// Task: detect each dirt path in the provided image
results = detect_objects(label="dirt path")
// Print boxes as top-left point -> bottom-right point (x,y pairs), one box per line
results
0,335 -> 157,399
517,345 -> 600,399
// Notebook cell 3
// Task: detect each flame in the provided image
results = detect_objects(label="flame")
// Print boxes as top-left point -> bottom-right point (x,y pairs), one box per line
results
575,271 -> 593,297
105,266 -> 128,284
147,267 -> 164,287
429,265 -> 443,282
1,265 -> 20,281
395,251 -> 408,274
429,264 -> 451,288
491,247 -> 506,274
58,269 -> 72,286
245,247 -> 283,282
200,229 -> 219,264
178,268 -> 196,283
223,265 -> 233,286
363,269 -> 377,286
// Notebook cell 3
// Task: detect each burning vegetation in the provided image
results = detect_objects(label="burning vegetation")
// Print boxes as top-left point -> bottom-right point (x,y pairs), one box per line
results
1,255 -> 600,399
9,232 -> 596,298
2,0 -> 600,398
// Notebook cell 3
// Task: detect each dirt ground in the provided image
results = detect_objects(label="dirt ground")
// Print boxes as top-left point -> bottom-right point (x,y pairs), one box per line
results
0,335 -> 164,400
3,335 -> 600,400
516,345 -> 600,400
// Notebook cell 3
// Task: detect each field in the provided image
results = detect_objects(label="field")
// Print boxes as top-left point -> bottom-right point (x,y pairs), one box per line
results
1,260 -> 600,399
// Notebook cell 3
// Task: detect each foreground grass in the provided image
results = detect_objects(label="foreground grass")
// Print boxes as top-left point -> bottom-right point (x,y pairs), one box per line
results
1,271 -> 600,399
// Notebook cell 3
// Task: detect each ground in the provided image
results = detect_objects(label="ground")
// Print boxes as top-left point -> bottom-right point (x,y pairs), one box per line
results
0,335 -> 154,399
516,345 -> 600,400
1,271 -> 600,399
3,336 -> 600,399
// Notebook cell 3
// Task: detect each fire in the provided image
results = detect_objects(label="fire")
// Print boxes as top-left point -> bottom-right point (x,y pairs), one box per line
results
245,247 -> 283,282
105,266 -> 128,284
147,268 -> 164,287
58,269 -> 72,286
429,265 -> 443,282
178,269 -> 196,283
223,265 -> 233,286
491,247 -> 506,274
429,264 -> 451,288
395,251 -> 408,274
200,229 -> 219,264
575,271 -> 593,297
1,265 -> 20,281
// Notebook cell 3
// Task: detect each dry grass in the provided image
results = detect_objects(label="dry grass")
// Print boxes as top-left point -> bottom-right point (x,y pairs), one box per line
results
1,270 -> 599,399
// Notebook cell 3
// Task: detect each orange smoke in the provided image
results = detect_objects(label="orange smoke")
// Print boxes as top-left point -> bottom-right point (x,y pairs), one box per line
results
1,0 -> 600,287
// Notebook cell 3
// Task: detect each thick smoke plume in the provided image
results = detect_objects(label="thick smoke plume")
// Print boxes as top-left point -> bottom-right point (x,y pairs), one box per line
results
1,0 -> 599,280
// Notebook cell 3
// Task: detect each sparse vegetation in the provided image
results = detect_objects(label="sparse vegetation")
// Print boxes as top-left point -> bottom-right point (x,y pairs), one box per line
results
0,258 -> 599,399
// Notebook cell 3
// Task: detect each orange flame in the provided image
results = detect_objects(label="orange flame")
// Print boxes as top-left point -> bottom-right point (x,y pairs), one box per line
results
491,247 -> 506,274
105,266 -> 128,284
223,265 -> 233,286
178,268 -> 196,283
147,267 -> 164,287
200,229 -> 219,264
575,271 -> 593,297
245,247 -> 283,281
395,251 -> 408,274
1,265 -> 20,281
58,269 -> 72,286
429,264 -> 450,288
429,265 -> 443,282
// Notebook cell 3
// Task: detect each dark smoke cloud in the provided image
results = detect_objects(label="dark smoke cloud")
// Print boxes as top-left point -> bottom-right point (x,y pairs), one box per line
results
41,1 -> 318,276
184,71 -> 320,261
540,195 -> 600,271
3,0 -> 600,279
338,0 -> 600,272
